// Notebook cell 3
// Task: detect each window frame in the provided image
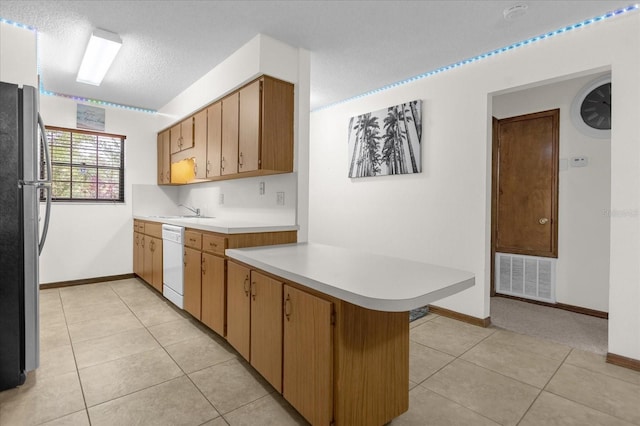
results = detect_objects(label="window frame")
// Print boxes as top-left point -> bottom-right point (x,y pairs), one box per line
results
43,126 -> 126,203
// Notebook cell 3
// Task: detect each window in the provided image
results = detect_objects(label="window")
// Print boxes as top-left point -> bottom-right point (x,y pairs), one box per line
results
44,126 -> 125,202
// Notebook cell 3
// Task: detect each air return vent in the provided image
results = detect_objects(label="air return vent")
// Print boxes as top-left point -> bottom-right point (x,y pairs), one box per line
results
496,253 -> 556,303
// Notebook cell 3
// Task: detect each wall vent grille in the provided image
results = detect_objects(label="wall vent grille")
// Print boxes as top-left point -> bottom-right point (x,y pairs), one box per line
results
496,253 -> 556,303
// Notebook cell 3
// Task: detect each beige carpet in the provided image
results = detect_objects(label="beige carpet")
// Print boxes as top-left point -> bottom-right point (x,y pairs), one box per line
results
490,296 -> 608,354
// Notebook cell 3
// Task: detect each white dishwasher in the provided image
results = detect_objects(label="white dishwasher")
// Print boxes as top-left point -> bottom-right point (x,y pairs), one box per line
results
162,224 -> 184,309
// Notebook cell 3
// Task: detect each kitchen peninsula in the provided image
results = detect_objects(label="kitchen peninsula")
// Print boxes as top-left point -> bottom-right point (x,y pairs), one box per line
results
225,242 -> 474,425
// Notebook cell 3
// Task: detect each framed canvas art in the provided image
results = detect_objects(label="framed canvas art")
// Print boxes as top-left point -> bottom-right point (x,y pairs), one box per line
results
348,100 -> 422,178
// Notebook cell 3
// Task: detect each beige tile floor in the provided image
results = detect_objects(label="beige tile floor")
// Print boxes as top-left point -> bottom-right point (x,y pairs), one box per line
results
1,278 -> 639,425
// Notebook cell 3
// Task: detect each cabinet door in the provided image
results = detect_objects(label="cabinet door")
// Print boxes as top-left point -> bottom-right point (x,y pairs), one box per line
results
184,246 -> 202,319
180,117 -> 194,151
157,130 -> 171,184
133,232 -> 143,276
221,92 -> 239,176
206,102 -> 222,178
193,110 -> 207,179
201,253 -> 225,335
283,285 -> 333,426
150,237 -> 163,293
238,80 -> 260,173
250,271 -> 283,392
170,123 -> 182,154
226,261 -> 250,360
142,235 -> 153,284
261,76 -> 294,172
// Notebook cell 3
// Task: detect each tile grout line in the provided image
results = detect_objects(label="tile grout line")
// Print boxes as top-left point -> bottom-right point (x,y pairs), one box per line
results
55,287 -> 93,426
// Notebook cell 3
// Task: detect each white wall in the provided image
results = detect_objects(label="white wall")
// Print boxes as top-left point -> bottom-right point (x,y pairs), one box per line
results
155,34 -> 310,236
493,73 -> 611,312
0,22 -> 37,87
308,13 -> 640,360
39,96 -> 158,283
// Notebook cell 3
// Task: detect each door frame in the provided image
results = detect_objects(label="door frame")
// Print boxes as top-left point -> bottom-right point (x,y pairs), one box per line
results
490,109 -> 560,295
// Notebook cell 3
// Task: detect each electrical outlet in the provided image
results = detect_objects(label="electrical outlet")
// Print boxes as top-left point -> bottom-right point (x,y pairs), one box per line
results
219,193 -> 224,204
259,181 -> 265,195
276,192 -> 285,206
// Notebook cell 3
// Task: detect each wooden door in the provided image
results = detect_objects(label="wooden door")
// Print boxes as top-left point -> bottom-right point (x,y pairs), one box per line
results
150,237 -> 163,293
226,261 -> 250,360
494,109 -> 559,258
183,247 -> 202,319
201,253 -> 225,335
142,235 -> 153,284
133,232 -> 143,276
170,123 -> 182,154
221,93 -> 239,176
283,285 -> 333,426
180,117 -> 194,151
193,110 -> 207,179
206,102 -> 222,178
250,271 -> 283,392
261,76 -> 294,172
238,80 -> 260,173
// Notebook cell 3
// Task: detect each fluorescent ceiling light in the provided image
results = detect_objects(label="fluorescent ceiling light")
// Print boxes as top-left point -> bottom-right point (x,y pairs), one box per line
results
76,29 -> 122,86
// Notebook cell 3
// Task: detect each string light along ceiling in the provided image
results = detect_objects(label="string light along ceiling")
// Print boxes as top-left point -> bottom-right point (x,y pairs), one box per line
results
2,3 -> 638,115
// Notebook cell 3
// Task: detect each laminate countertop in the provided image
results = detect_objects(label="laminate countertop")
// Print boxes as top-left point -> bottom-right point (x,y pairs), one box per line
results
226,242 -> 474,312
134,215 -> 298,234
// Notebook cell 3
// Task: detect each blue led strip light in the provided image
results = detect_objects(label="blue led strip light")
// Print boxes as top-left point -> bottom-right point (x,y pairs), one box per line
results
313,3 -> 640,112
1,16 -> 157,114
39,89 -> 157,114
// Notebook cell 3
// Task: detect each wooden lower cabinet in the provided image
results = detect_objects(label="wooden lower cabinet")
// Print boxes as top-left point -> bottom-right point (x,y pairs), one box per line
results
201,252 -> 225,335
184,246 -> 202,319
134,221 -> 163,293
250,271 -> 283,392
226,262 -> 251,359
283,285 -> 333,425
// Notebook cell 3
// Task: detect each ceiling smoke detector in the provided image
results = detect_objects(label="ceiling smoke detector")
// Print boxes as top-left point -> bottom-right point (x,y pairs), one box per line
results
504,3 -> 528,20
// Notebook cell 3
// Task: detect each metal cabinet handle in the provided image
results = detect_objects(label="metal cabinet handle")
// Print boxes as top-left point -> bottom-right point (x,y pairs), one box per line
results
194,161 -> 198,175
243,276 -> 249,296
141,237 -> 145,248
539,217 -> 549,225
201,257 -> 206,274
210,242 -> 217,248
239,152 -> 243,167
284,294 -> 291,321
183,250 -> 187,266
251,281 -> 256,301
206,160 -> 211,174
221,156 -> 225,172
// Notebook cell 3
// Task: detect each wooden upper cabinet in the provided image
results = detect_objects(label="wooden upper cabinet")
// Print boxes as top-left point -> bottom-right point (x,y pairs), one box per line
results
170,117 -> 194,154
221,92 -> 239,176
157,130 -> 171,184
260,76 -> 294,173
238,80 -> 261,173
193,109 -> 208,180
206,102 -> 222,178
238,76 -> 294,174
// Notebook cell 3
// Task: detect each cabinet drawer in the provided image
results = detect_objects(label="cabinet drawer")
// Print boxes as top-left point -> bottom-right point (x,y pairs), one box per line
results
185,230 -> 202,249
202,234 -> 226,255
144,223 -> 162,238
134,220 -> 145,233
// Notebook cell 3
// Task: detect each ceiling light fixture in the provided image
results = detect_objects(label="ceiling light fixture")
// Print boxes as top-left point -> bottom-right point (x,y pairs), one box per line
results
76,29 -> 122,86
503,3 -> 529,20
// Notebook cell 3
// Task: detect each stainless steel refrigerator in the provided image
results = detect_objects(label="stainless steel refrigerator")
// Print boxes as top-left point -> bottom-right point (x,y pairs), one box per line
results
0,81 -> 52,391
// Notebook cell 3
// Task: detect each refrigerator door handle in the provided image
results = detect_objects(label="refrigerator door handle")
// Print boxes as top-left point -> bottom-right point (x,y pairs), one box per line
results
38,114 -> 52,253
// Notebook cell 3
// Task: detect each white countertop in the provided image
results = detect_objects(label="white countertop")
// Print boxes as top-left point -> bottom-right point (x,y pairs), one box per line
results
135,215 -> 298,234
225,243 -> 474,312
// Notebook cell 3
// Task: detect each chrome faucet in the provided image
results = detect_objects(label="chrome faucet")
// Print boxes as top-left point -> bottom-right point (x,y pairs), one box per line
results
178,204 -> 200,216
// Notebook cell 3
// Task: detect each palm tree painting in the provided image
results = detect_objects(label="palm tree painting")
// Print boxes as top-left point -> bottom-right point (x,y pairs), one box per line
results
347,100 -> 421,178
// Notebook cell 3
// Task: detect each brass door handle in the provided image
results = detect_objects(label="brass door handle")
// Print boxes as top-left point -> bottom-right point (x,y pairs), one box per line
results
539,218 -> 549,225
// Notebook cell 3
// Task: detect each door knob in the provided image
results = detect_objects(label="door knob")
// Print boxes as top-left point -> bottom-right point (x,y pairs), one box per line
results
539,218 -> 549,225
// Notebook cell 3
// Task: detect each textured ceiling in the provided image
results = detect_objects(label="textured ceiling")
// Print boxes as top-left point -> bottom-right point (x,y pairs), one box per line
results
0,1 -> 634,111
